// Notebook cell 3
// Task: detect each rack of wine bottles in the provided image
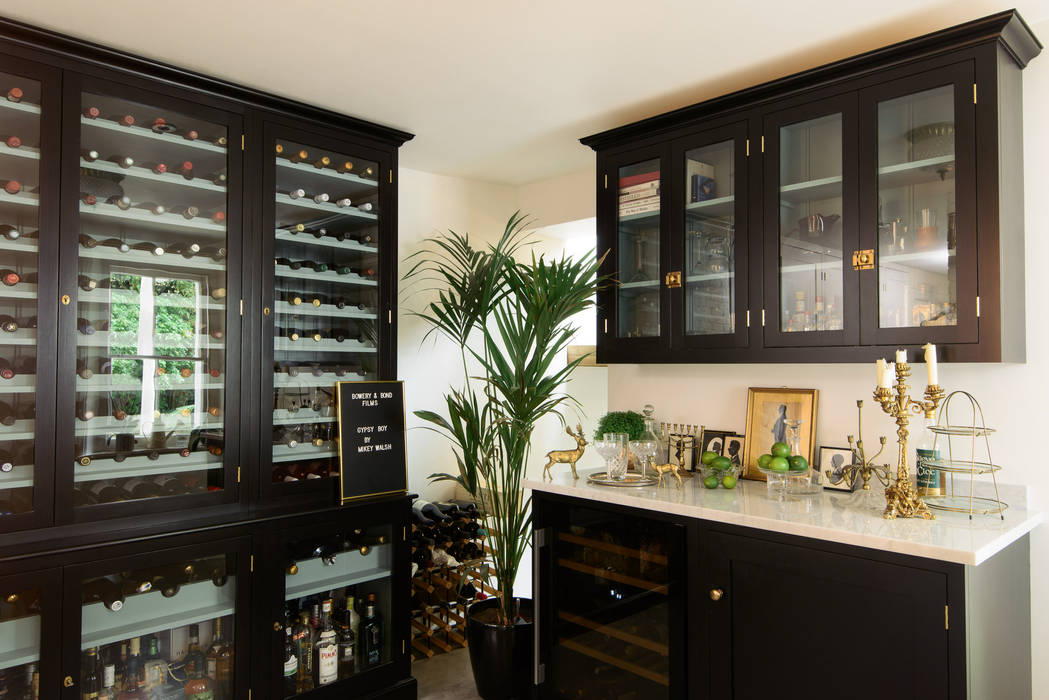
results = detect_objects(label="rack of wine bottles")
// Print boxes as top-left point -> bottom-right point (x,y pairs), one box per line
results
281,526 -> 392,695
78,552 -> 234,699
270,139 -> 380,487
408,499 -> 495,660
0,583 -> 41,699
73,92 -> 230,507
0,73 -> 42,518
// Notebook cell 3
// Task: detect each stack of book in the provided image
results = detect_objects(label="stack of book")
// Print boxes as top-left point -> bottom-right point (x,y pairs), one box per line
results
688,159 -> 716,203
619,171 -> 659,217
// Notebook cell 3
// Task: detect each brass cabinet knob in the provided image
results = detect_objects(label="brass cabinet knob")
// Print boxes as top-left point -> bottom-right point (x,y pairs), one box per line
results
63,676 -> 74,687
273,621 -> 282,631
709,588 -> 724,601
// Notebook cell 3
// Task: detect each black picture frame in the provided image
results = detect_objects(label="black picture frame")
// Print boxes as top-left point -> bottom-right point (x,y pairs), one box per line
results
699,429 -> 733,457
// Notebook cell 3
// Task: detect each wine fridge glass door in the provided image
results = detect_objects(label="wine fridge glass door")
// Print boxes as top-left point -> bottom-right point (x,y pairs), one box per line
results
68,83 -> 241,516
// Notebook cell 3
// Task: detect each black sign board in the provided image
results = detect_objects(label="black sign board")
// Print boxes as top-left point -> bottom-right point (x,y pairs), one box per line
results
335,380 -> 407,503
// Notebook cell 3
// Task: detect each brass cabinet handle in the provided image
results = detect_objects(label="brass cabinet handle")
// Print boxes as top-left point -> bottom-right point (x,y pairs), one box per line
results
664,270 -> 682,288
709,588 -> 724,601
273,621 -> 282,631
63,676 -> 74,687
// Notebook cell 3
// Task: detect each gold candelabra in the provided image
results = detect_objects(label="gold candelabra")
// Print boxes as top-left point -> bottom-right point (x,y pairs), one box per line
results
828,400 -> 891,492
873,361 -> 945,520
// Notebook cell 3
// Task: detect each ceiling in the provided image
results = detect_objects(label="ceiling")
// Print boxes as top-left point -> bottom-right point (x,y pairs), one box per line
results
5,0 -> 1048,185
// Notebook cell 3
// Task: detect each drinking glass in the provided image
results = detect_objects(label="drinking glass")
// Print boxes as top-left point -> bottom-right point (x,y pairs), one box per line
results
595,433 -> 627,480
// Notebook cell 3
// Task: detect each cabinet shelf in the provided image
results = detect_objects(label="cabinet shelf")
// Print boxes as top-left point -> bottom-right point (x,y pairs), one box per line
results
273,338 -> 375,354
0,144 -> 39,162
557,558 -> 668,595
0,464 -> 33,490
0,328 -> 35,345
74,453 -> 220,482
275,193 -> 378,220
79,201 -> 225,237
273,300 -> 377,319
558,532 -> 668,566
79,244 -> 226,272
0,374 -> 35,393
878,155 -> 956,189
74,416 -> 222,437
76,376 -> 223,393
0,418 -> 34,440
284,544 -> 392,600
273,371 -> 367,389
274,229 -> 378,254
558,610 -> 669,656
0,98 -> 41,116
685,270 -> 734,284
779,175 -> 842,204
0,615 -> 40,668
81,157 -> 227,194
271,443 -> 337,463
272,410 -> 335,426
81,577 -> 235,650
76,331 -> 223,351
618,280 -> 660,291
0,283 -> 37,301
618,210 -> 659,225
560,638 -> 669,687
0,189 -> 39,212
81,115 -> 227,154
78,288 -> 225,311
274,263 -> 377,288
685,195 -> 734,217
275,159 -> 379,193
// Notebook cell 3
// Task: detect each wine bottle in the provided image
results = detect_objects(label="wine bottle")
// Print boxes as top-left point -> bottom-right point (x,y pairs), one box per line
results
210,287 -> 227,300
0,400 -> 17,427
0,358 -> 15,380
153,473 -> 189,497
19,315 -> 37,328
275,257 -> 302,270
145,161 -> 168,174
287,188 -> 306,199
0,224 -> 19,240
78,233 -> 100,248
313,155 -> 331,169
76,317 -> 96,335
147,117 -> 173,133
0,449 -> 15,472
359,166 -> 375,178
82,647 -> 103,697
336,161 -> 354,174
313,193 -> 329,204
211,210 -> 225,224
330,297 -> 347,309
82,106 -> 100,119
307,329 -> 323,342
107,155 -> 133,168
357,202 -> 374,212
282,327 -> 301,341
83,577 -> 125,611
133,242 -> 165,256
2,180 -> 21,194
6,87 -> 22,102
121,477 -> 162,500
2,135 -> 20,149
80,148 -> 101,162
76,399 -> 95,422
136,202 -> 165,216
304,260 -> 328,272
184,128 -> 199,141
0,315 -> 18,332
312,227 -> 327,239
77,274 -> 97,291
76,359 -> 94,379
170,241 -> 201,256
214,135 -> 228,146
175,160 -> 193,178
209,329 -> 224,340
334,197 -> 352,208
208,170 -> 227,185
107,194 -> 132,209
110,114 -> 135,126
171,205 -> 200,220
285,223 -> 306,235
81,192 -> 97,205
289,148 -> 309,163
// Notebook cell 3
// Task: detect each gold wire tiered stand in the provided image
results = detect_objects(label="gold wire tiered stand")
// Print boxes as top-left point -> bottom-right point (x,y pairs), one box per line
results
923,391 -> 1006,520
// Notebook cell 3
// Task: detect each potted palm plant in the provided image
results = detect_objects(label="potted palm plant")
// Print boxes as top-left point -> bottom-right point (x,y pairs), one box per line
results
404,212 -> 604,699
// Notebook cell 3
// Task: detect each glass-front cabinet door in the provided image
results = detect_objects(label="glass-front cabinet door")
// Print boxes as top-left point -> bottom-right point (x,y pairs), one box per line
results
65,539 -> 248,700
262,127 -> 388,500
763,97 -> 859,347
671,123 -> 749,350
58,78 -> 243,520
0,57 -> 58,532
859,65 -> 977,346
0,570 -> 59,699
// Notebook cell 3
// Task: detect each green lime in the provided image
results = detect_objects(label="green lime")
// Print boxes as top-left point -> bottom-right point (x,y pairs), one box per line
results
788,455 -> 809,472
757,453 -> 773,469
721,474 -> 737,489
701,450 -> 718,466
768,456 -> 789,473
711,456 -> 732,472
703,475 -> 720,489
771,442 -> 791,458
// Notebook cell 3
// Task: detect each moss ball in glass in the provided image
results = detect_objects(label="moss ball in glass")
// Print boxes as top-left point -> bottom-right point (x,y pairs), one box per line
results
594,411 -> 646,441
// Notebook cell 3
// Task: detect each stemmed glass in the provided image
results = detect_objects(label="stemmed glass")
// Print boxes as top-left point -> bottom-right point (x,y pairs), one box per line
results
594,433 -> 627,480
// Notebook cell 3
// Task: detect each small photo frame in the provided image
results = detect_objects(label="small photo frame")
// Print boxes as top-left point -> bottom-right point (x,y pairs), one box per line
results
820,446 -> 859,491
723,434 -> 745,471
699,429 -> 732,458
742,387 -> 819,481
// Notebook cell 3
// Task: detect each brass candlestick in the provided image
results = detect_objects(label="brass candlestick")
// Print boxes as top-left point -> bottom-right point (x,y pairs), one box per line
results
828,400 -> 891,492
873,362 -> 945,520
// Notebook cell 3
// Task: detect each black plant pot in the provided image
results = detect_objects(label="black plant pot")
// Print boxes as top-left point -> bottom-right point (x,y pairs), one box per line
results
466,598 -> 534,700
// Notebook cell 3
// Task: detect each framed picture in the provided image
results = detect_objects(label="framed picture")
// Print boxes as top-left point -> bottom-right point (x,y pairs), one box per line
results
742,388 -> 819,481
724,434 -> 746,471
699,429 -> 732,458
820,446 -> 858,491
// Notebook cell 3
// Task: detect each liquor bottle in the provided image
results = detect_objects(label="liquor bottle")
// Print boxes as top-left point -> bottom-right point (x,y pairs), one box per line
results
0,315 -> 17,332
81,148 -> 100,162
313,156 -> 331,169
142,636 -> 166,691
108,155 -> 134,169
291,612 -> 314,693
0,224 -> 19,240
98,659 -> 116,700
283,622 -> 298,697
206,617 -> 232,699
183,624 -> 206,679
82,647 -> 102,699
2,179 -> 21,194
338,606 -> 357,679
313,599 -> 338,686
360,594 -> 382,669
107,195 -> 132,210
6,87 -> 22,102
915,414 -> 944,497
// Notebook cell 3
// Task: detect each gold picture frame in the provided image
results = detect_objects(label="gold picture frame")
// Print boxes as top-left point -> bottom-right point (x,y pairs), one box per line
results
742,387 -> 819,481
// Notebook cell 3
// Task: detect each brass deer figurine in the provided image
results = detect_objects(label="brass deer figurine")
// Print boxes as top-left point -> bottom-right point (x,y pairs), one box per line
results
652,461 -> 684,488
543,424 -> 588,480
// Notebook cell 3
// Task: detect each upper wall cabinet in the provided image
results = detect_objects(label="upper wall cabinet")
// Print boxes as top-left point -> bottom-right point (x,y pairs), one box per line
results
584,11 -> 1040,364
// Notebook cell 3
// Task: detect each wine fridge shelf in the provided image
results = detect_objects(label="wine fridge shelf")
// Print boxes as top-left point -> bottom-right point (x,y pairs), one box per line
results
73,453 -> 221,482
81,577 -> 235,650
80,115 -> 227,155
0,615 -> 40,668
79,289 -> 225,311
0,464 -> 33,490
78,244 -> 226,272
76,376 -> 224,393
274,193 -> 378,220
0,375 -> 36,393
0,98 -> 41,117
1,144 -> 41,162
274,230 -> 378,254
557,558 -> 668,595
80,157 -> 227,193
559,637 -> 670,687
0,283 -> 37,301
0,189 -> 39,210
79,201 -> 225,237
273,338 -> 376,354
0,329 -> 35,345
557,532 -> 669,566
273,301 -> 377,319
275,158 -> 379,192
74,417 -> 222,437
274,372 -> 367,389
0,418 -> 34,440
557,610 -> 669,656
285,544 -> 392,601
271,444 -> 337,464
76,331 -> 224,350
273,264 -> 377,288
272,410 -> 336,426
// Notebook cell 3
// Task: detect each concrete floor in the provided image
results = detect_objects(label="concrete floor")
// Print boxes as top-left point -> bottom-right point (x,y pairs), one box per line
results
413,648 -> 482,700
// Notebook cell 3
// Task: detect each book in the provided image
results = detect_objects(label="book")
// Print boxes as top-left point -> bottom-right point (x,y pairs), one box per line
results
687,160 -> 716,202
619,200 -> 660,217
619,180 -> 659,196
619,188 -> 660,204
618,171 -> 659,188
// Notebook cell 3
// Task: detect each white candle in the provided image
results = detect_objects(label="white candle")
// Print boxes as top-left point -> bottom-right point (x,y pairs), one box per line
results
886,362 -> 895,387
923,343 -> 938,386
876,358 -> 887,388
896,348 -> 907,364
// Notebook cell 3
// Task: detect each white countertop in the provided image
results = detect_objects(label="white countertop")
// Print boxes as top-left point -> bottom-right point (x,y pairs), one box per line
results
524,470 -> 1042,566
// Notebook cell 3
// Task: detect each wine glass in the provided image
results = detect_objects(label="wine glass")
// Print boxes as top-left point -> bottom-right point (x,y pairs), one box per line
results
594,433 -> 626,480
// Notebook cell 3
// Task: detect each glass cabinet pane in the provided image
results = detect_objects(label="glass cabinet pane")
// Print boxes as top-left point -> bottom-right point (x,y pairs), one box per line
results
0,72 -> 41,518
617,158 -> 660,338
876,85 -> 957,329
73,93 -> 229,506
271,140 -> 380,485
684,140 -> 735,335
778,114 -> 844,333
282,525 -> 393,694
0,582 -> 41,698
79,552 -> 235,699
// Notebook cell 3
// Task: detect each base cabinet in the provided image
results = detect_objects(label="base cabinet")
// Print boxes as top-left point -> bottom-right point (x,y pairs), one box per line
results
533,493 -> 1030,700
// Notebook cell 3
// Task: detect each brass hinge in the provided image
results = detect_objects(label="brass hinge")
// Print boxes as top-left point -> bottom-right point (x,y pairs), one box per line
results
976,296 -> 981,318
761,135 -> 765,153
389,169 -> 393,184
852,249 -> 875,270
761,309 -> 766,327
241,134 -> 245,151
745,139 -> 750,157
664,270 -> 682,288
746,309 -> 750,328
604,173 -> 608,189
239,299 -> 243,316
250,555 -> 254,572
945,605 -> 949,630
236,466 -> 241,483
973,83 -> 977,105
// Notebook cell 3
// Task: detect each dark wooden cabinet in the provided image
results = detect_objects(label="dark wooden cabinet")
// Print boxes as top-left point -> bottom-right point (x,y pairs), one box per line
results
583,11 -> 1040,363
533,491 -> 1032,700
